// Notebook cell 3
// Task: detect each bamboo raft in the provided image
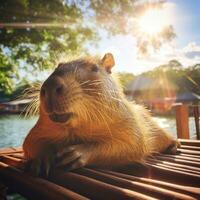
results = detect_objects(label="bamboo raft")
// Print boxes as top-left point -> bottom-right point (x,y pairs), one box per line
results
0,139 -> 200,200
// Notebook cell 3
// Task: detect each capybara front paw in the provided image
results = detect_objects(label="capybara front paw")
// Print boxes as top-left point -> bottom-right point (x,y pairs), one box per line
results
25,145 -> 56,177
164,139 -> 181,154
56,144 -> 90,171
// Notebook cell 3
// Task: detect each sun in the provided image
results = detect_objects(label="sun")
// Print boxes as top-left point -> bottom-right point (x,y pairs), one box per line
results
138,9 -> 170,36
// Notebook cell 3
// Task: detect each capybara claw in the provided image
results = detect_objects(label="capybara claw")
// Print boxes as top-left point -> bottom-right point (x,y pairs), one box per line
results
56,144 -> 90,171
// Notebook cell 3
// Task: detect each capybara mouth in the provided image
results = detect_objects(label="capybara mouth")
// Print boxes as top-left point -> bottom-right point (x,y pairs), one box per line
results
49,112 -> 73,123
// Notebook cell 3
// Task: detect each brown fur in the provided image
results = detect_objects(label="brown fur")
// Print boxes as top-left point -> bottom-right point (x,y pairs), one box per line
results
23,53 -> 178,168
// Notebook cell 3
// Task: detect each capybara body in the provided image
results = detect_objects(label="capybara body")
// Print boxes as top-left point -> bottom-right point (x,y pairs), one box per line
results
23,53 -> 178,174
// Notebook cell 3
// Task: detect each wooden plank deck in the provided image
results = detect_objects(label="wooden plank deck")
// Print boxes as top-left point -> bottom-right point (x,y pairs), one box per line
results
0,139 -> 200,200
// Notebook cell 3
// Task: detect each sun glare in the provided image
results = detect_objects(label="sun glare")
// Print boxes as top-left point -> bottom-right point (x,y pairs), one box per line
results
138,9 -> 170,36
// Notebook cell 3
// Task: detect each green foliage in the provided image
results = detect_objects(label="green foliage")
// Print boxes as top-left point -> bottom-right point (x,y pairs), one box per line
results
0,0 -> 175,95
0,0 -> 95,95
0,0 -> 95,67
183,64 -> 200,94
117,72 -> 135,88
0,49 -> 18,95
141,60 -> 200,95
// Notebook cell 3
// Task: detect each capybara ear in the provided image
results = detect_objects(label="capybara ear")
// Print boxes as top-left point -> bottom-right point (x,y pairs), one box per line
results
101,53 -> 115,73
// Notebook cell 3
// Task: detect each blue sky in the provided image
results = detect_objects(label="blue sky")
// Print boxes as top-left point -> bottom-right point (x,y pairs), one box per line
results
90,0 -> 200,74
173,0 -> 200,46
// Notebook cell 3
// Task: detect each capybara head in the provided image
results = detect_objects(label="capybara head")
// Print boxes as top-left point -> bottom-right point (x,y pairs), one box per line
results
40,53 -> 121,124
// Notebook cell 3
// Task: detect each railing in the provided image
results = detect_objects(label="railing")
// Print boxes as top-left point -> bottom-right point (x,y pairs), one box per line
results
174,104 -> 200,139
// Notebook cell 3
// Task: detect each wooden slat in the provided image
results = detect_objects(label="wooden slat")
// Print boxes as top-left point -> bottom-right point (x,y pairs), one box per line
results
147,158 -> 200,174
177,148 -> 200,156
0,147 -> 22,154
103,170 -> 200,198
154,155 -> 200,167
0,154 -> 158,199
158,154 -> 200,162
49,169 -> 157,200
0,155 -> 25,169
0,139 -> 199,200
147,160 -> 200,176
180,145 -> 200,151
75,168 -> 197,200
178,139 -> 200,147
0,162 -> 88,200
8,153 -> 25,159
145,162 -> 200,186
179,153 -> 200,159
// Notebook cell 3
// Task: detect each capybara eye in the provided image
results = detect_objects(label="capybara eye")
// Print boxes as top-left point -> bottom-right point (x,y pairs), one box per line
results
91,65 -> 99,72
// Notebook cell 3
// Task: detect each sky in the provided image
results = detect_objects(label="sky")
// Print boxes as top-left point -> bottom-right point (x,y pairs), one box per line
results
89,0 -> 200,74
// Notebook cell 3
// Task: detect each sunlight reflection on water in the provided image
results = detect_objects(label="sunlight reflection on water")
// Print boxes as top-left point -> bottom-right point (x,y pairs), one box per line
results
153,116 -> 196,138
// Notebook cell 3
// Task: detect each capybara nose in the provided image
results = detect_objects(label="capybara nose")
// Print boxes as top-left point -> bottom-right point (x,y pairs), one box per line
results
41,76 -> 65,97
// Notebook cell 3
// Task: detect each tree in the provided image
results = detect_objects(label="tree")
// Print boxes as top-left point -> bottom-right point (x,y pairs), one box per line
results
0,0 -> 175,95
185,65 -> 200,95
0,50 -> 17,95
140,60 -> 200,96
117,72 -> 135,89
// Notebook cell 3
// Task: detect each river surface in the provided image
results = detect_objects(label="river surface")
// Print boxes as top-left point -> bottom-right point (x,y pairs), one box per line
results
0,114 -> 197,149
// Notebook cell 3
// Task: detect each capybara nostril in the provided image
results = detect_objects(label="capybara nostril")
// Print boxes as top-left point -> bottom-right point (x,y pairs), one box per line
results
42,76 -> 65,97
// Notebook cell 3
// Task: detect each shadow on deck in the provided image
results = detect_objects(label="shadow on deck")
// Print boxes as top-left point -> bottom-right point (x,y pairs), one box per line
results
0,139 -> 200,200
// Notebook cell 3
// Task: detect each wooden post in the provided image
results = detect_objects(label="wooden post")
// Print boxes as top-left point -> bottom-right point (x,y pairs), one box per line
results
193,105 -> 200,140
175,104 -> 189,139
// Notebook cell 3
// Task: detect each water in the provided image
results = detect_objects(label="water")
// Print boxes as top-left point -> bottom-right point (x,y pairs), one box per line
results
0,115 -> 38,148
0,115 -> 38,200
153,116 -> 197,139
0,114 -> 197,149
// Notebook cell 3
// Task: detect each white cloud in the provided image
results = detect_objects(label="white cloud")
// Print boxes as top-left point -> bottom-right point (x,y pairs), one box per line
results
127,41 -> 200,73
182,42 -> 200,59
166,42 -> 200,66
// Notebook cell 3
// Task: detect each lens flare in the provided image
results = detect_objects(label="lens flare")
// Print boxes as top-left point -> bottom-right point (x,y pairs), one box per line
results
138,9 -> 170,36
